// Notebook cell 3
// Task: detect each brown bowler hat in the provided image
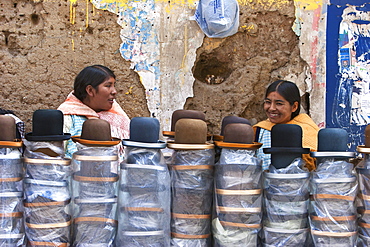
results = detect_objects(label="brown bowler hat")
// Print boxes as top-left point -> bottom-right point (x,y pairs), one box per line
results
72,119 -> 120,146
0,115 -> 22,148
214,123 -> 262,149
163,109 -> 206,136
167,118 -> 213,150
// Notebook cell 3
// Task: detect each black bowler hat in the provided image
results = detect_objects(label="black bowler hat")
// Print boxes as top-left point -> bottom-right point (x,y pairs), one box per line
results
311,128 -> 355,159
122,117 -> 166,149
263,124 -> 310,169
25,109 -> 71,142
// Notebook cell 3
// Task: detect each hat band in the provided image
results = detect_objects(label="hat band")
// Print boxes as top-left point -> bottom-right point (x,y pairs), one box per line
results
73,154 -> 118,162
220,221 -> 261,229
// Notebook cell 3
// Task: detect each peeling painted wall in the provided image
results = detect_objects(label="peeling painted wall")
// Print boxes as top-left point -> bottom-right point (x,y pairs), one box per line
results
0,0 -> 329,135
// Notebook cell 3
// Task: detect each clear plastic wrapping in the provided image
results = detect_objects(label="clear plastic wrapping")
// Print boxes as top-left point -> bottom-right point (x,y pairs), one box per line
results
116,147 -> 171,247
262,159 -> 310,246
170,148 -> 214,246
357,156 -> 370,247
23,141 -> 72,247
71,145 -> 119,246
310,158 -> 358,246
213,148 -> 262,247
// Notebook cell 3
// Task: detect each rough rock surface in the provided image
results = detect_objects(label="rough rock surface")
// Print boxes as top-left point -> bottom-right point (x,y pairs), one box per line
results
1,0 -> 307,135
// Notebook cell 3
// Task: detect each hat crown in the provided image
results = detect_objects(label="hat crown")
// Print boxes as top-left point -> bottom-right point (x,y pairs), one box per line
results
318,128 -> 348,152
80,119 -> 112,141
32,109 -> 64,136
175,119 -> 207,144
220,116 -> 251,136
26,109 -> 71,141
0,115 -> 16,141
223,123 -> 254,144
271,124 -> 303,148
171,110 -> 205,131
129,117 -> 160,143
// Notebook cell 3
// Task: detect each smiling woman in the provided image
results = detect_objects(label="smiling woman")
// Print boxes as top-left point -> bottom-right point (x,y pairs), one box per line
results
58,65 -> 130,159
253,80 -> 320,171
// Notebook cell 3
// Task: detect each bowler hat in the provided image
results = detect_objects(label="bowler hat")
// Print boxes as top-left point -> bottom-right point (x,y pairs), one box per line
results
163,109 -> 205,136
167,118 -> 213,150
122,117 -> 166,149
263,124 -> 310,169
213,116 -> 251,141
72,119 -> 120,146
0,115 -> 22,148
312,128 -> 355,159
357,124 -> 370,154
214,123 -> 261,150
25,109 -> 71,141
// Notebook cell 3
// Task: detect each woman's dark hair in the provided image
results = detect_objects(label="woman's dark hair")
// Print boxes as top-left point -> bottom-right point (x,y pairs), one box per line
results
73,65 -> 116,102
265,80 -> 301,119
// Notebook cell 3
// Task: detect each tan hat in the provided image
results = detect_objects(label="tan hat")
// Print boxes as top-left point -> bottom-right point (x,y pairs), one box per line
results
72,119 -> 120,146
163,109 -> 206,137
214,123 -> 261,150
0,115 -> 22,148
167,118 -> 213,150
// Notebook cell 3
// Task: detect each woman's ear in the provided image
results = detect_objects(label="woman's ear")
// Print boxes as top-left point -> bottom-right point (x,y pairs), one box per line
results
292,101 -> 299,113
85,85 -> 95,97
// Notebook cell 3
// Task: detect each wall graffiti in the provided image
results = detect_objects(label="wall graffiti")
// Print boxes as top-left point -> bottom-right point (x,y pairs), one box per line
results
327,0 -> 370,152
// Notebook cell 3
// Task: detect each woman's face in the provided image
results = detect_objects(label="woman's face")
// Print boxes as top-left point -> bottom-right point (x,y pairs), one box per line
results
263,91 -> 298,124
85,77 -> 117,112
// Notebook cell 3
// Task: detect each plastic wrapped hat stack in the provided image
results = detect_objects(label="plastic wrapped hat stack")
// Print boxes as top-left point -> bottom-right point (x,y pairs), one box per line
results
70,119 -> 121,246
162,110 -> 206,165
310,128 -> 357,246
212,123 -> 262,246
23,109 -> 72,246
167,118 -> 214,246
355,125 -> 370,246
0,116 -> 24,246
262,124 -> 311,246
118,117 -> 170,246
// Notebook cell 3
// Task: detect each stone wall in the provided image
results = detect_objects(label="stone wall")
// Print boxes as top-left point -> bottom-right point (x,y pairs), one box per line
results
0,0 -> 314,134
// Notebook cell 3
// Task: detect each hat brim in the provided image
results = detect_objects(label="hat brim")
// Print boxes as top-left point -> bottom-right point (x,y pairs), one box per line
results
25,133 -> 71,141
357,145 -> 370,154
212,135 -> 224,142
263,147 -> 310,154
122,139 -> 166,149
167,141 -> 214,150
310,151 -> 356,158
0,140 -> 23,148
162,131 -> 175,137
214,141 -> 262,150
72,136 -> 121,146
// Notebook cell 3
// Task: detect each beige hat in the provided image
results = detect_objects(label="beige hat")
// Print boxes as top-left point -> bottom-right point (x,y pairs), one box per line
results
0,115 -> 22,148
72,119 -> 120,146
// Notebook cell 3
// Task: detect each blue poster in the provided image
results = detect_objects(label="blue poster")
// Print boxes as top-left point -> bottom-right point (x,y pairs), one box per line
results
327,0 -> 370,151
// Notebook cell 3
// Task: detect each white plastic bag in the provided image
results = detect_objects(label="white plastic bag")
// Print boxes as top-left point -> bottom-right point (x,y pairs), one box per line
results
194,0 -> 239,38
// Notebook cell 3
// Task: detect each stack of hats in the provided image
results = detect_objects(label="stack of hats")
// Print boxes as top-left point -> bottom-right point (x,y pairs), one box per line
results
310,128 -> 357,246
70,118 -> 120,246
357,125 -> 370,246
262,124 -> 311,246
162,110 -> 206,165
0,116 -> 24,246
23,109 -> 72,246
167,118 -> 214,246
213,115 -> 251,141
117,117 -> 171,246
213,122 -> 262,246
